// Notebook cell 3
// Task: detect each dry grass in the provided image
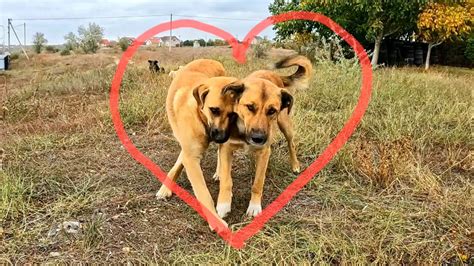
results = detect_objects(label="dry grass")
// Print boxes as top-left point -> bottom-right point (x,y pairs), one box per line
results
0,47 -> 472,264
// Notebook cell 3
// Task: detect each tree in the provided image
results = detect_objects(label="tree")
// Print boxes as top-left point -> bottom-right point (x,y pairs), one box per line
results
465,35 -> 474,64
269,0 -> 427,67
182,40 -> 193,46
118,37 -> 131,51
33,32 -> 47,54
63,23 -> 104,53
206,39 -> 215,46
64,32 -> 79,51
417,2 -> 473,69
78,22 -> 104,53
213,39 -> 227,46
197,39 -> 206,47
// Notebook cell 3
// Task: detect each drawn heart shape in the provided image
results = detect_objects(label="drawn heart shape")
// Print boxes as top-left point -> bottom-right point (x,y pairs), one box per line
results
110,11 -> 372,249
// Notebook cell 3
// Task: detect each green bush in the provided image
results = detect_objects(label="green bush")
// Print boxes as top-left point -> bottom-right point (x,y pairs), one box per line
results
465,37 -> 474,63
10,53 -> 20,60
251,40 -> 271,59
60,49 -> 71,56
118,37 -> 131,51
45,45 -> 59,53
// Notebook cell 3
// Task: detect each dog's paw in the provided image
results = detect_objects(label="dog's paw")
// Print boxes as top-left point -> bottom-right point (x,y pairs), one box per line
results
246,203 -> 262,217
212,172 -> 220,181
291,161 -> 301,173
156,185 -> 172,199
216,203 -> 231,218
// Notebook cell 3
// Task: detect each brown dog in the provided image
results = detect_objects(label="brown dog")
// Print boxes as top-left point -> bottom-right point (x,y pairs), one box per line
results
213,55 -> 312,218
155,59 -> 239,231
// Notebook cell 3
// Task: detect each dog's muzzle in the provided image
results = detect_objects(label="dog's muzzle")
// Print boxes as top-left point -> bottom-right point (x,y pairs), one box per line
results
247,129 -> 267,146
210,127 -> 229,143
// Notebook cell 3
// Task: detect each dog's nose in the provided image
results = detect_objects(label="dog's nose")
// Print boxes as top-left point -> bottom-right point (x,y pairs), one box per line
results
210,128 -> 227,143
250,131 -> 267,145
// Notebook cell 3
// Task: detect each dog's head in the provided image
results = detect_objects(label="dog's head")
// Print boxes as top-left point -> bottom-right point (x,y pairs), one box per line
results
223,78 -> 293,147
193,77 -> 239,143
148,60 -> 159,69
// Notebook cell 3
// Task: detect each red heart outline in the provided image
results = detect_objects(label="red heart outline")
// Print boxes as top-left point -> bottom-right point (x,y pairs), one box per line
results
110,11 -> 372,249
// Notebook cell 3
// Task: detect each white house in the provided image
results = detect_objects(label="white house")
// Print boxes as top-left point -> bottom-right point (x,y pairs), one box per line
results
145,37 -> 161,46
158,36 -> 181,47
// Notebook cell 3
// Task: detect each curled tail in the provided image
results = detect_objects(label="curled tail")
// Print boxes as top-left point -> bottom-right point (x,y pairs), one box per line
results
274,55 -> 313,90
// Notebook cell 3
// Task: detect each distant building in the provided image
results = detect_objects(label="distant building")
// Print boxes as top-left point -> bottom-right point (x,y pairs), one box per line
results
193,41 -> 201,48
146,37 -> 162,46
158,36 -> 181,47
251,36 -> 265,45
100,39 -> 111,47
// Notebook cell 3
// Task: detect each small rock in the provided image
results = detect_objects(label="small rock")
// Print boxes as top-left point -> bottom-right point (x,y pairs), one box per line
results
62,220 -> 81,234
49,252 -> 61,257
122,247 -> 131,253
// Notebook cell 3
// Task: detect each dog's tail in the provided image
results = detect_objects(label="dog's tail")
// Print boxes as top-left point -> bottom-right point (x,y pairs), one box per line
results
274,55 -> 313,90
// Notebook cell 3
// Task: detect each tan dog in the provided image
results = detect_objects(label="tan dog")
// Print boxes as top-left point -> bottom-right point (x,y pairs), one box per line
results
214,55 -> 312,218
156,59 -> 239,231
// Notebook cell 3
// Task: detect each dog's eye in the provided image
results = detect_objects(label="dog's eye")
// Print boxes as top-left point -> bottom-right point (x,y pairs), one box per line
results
246,104 -> 256,112
267,108 -> 277,116
209,107 -> 220,116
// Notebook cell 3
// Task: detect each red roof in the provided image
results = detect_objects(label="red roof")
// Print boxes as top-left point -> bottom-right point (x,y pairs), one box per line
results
100,39 -> 111,45
148,37 -> 161,44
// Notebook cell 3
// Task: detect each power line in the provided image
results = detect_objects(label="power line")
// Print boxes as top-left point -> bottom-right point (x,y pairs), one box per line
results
12,14 -> 170,21
12,14 -> 264,22
173,14 -> 262,21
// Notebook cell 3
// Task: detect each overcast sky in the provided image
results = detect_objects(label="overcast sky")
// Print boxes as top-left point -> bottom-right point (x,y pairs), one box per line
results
0,0 -> 276,45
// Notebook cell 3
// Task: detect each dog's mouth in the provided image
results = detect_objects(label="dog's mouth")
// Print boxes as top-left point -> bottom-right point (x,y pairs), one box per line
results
209,127 -> 230,143
246,133 -> 268,147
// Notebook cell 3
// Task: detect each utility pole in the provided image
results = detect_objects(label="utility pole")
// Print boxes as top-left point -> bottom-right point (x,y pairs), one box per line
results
10,22 -> 29,59
169,13 -> 172,52
7,18 -> 11,52
23,23 -> 26,46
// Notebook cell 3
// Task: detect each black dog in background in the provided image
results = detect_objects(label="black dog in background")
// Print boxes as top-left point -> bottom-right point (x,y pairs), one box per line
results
148,60 -> 165,73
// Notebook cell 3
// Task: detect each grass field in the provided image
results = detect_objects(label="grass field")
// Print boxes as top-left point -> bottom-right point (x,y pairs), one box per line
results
0,46 -> 472,264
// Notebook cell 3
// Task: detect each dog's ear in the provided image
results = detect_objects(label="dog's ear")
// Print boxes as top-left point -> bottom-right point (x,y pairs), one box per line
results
222,81 -> 245,101
280,89 -> 293,113
148,60 -> 152,64
193,84 -> 209,108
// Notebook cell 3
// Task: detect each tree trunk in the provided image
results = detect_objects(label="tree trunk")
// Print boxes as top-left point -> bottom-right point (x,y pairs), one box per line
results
371,32 -> 383,67
425,43 -> 433,70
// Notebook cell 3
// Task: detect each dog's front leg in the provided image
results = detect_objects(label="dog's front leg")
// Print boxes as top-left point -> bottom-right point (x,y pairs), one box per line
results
212,148 -> 220,181
277,111 -> 300,173
156,151 -> 184,199
181,150 -> 228,232
246,147 -> 271,217
216,143 -> 237,218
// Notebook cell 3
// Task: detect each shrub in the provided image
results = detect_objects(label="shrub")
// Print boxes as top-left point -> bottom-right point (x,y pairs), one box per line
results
33,32 -> 47,54
78,23 -> 104,53
465,37 -> 474,63
45,45 -> 59,53
10,53 -> 20,60
118,37 -> 131,51
251,40 -> 271,59
60,49 -> 71,56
